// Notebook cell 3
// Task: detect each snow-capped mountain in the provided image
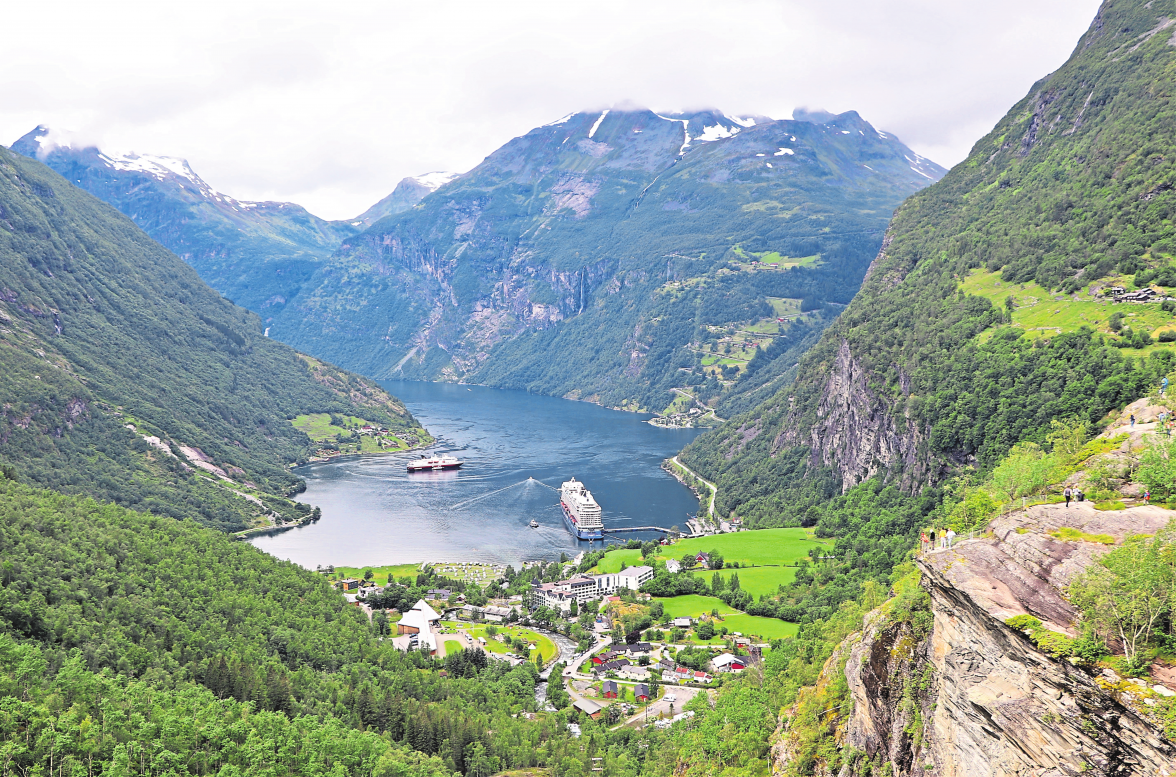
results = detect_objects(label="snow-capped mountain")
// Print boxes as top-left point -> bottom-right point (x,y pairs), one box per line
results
263,106 -> 946,409
355,171 -> 461,227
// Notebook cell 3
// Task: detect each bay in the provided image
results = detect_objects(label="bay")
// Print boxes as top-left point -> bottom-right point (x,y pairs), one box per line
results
249,381 -> 704,568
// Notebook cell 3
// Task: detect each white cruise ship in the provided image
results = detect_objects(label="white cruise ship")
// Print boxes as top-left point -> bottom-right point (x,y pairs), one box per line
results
560,478 -> 604,539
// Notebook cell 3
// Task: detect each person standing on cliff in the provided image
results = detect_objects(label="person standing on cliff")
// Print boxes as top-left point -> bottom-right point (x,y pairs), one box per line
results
946,528 -> 956,548
1064,486 -> 1072,508
929,530 -> 936,551
1131,413 -> 1136,429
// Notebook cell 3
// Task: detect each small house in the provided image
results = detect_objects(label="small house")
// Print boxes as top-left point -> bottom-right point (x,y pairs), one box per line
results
602,680 -> 618,699
693,671 -> 712,683
673,617 -> 692,628
712,653 -> 747,673
695,552 -> 710,569
635,683 -> 650,701
665,558 -> 681,574
341,578 -> 361,592
573,698 -> 603,720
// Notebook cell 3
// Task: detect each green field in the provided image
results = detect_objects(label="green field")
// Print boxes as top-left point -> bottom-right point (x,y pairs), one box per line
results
656,595 -> 739,619
659,528 -> 827,567
721,614 -> 798,640
333,563 -> 422,584
689,565 -> 797,598
443,639 -> 463,656
464,625 -> 557,665
961,269 -> 1176,354
592,548 -> 645,573
654,595 -> 798,641
292,413 -> 418,454
292,413 -> 366,441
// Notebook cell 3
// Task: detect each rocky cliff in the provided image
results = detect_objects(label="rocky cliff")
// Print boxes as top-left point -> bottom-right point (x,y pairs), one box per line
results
777,503 -> 1176,776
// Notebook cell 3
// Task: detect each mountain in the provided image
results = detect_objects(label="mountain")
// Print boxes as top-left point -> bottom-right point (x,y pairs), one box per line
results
0,144 -> 428,532
9,126 -> 367,317
356,171 -> 461,227
262,107 -> 944,413
683,0 -> 1176,526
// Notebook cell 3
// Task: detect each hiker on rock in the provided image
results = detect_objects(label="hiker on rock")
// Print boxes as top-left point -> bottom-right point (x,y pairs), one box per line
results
946,528 -> 957,548
1064,486 -> 1072,508
1131,413 -> 1136,429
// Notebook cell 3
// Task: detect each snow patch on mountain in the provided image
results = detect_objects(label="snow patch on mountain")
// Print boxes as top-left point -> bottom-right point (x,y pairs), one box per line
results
725,114 -> 758,128
543,113 -> 576,127
654,113 -> 691,155
411,172 -> 459,190
774,148 -> 795,156
588,110 -> 609,139
696,124 -> 739,142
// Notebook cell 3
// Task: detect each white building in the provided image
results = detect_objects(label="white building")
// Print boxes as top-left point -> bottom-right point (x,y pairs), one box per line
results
397,599 -> 442,652
531,565 -> 656,612
618,565 -> 654,590
665,558 -> 681,574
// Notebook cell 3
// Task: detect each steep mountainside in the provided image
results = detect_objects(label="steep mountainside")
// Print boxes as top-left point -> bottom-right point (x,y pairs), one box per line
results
0,146 -> 427,531
265,108 -> 944,412
684,0 -> 1176,522
773,505 -> 1176,776
9,126 -> 367,316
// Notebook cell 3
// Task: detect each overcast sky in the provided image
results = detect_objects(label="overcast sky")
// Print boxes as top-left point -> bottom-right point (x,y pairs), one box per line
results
2,0 -> 1101,220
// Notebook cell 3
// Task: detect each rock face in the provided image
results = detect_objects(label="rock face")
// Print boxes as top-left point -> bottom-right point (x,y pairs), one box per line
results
783,506 -> 1176,776
787,338 -> 932,491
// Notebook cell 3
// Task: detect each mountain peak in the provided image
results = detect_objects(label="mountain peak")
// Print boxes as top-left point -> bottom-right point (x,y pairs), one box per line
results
353,171 -> 461,227
792,107 -> 840,124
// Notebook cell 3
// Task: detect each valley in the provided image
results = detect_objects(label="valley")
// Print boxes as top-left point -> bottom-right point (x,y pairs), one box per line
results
6,1 -> 1176,776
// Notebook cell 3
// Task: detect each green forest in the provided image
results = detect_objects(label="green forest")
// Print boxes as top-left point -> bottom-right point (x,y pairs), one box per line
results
0,147 -> 428,531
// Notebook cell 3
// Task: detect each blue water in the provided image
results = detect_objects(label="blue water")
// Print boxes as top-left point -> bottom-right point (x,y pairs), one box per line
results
249,381 -> 704,568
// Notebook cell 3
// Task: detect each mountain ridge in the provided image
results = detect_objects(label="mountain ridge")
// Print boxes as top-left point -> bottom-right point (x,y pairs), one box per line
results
0,144 -> 428,532
683,0 -> 1176,523
265,106 -> 945,413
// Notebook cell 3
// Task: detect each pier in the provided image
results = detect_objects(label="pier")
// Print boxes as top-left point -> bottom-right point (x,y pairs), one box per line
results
601,526 -> 687,536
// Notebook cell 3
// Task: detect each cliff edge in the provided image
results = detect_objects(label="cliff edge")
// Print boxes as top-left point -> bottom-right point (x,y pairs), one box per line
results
778,505 -> 1176,776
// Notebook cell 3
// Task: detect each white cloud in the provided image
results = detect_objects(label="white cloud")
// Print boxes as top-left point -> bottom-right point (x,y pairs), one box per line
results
0,0 -> 1101,219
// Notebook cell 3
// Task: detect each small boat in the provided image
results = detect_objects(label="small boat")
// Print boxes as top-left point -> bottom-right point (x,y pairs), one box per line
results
407,454 -> 463,472
529,519 -> 539,528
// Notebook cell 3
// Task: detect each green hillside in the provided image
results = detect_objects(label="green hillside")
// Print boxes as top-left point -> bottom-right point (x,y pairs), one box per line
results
0,479 -> 606,777
0,147 -> 428,531
685,0 -> 1176,529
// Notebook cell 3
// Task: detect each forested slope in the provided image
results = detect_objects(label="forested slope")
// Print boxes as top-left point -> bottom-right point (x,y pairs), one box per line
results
0,147 -> 427,531
684,0 -> 1176,525
0,479 -> 606,777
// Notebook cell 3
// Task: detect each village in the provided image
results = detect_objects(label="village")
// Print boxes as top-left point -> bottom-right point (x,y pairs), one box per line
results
330,550 -> 770,727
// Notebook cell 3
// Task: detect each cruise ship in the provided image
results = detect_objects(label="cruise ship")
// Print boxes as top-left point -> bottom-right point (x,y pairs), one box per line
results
406,454 -> 463,472
559,478 -> 604,540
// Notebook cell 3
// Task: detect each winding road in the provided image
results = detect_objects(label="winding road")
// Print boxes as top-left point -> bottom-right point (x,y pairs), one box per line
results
671,456 -> 717,520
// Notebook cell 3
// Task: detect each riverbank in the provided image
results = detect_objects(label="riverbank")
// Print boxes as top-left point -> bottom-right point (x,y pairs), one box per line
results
664,456 -> 717,529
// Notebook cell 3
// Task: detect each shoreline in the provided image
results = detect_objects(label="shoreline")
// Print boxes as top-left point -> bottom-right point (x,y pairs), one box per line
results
297,435 -> 434,465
